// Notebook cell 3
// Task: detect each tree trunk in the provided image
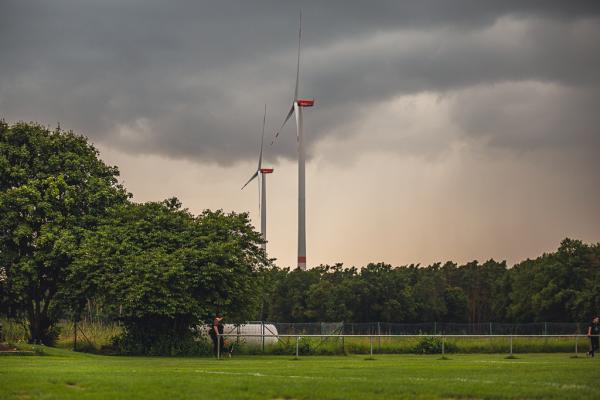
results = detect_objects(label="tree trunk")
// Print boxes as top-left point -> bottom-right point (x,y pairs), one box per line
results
28,300 -> 54,345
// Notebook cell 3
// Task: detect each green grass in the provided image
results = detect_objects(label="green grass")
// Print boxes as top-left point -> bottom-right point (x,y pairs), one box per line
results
1,346 -> 599,399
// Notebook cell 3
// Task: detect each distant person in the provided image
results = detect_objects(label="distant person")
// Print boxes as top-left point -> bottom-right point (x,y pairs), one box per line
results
209,313 -> 225,358
587,316 -> 599,357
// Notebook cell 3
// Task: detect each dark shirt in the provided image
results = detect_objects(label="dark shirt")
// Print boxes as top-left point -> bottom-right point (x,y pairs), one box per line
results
590,323 -> 600,337
210,318 -> 224,336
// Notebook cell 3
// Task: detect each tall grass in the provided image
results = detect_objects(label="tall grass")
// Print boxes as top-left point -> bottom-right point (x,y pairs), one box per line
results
229,336 -> 583,356
0,319 -> 29,344
56,320 -> 123,352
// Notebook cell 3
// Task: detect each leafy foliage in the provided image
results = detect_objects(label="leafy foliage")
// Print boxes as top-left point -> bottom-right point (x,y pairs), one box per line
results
264,240 -> 599,324
71,200 -> 269,354
0,121 -> 128,344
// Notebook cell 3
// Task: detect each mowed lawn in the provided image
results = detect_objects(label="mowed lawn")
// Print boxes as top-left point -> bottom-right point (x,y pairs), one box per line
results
1,347 -> 599,399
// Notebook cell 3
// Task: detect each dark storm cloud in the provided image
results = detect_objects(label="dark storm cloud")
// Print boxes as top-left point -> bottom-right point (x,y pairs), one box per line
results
1,1 -> 599,164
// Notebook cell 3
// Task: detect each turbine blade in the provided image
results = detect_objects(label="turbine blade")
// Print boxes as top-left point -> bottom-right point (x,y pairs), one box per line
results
270,105 -> 294,145
241,171 -> 259,190
258,104 -> 266,170
294,10 -> 302,101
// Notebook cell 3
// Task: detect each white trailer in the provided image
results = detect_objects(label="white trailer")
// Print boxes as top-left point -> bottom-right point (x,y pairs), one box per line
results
198,323 -> 279,348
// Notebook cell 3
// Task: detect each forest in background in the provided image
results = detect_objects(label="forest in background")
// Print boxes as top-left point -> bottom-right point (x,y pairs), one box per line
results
261,237 -> 599,325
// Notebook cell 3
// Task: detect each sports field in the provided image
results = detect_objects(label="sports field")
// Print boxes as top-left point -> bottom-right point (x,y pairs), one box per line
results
1,347 -> 599,399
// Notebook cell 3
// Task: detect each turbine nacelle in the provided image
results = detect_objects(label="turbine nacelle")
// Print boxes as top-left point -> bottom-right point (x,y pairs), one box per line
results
296,99 -> 314,107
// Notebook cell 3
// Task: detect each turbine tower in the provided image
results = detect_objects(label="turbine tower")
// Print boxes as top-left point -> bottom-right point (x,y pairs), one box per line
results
242,105 -> 273,251
272,12 -> 314,270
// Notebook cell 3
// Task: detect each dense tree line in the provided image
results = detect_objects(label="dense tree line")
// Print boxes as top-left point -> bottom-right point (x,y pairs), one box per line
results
261,239 -> 599,324
1,121 -> 598,353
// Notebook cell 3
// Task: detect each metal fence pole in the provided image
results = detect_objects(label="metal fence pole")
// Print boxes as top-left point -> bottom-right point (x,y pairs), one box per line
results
296,336 -> 299,358
341,322 -> 345,352
510,335 -> 513,356
73,321 -> 77,351
442,336 -> 445,357
575,335 -> 578,357
261,321 -> 265,353
217,334 -> 220,360
370,335 -> 373,357
377,322 -> 381,352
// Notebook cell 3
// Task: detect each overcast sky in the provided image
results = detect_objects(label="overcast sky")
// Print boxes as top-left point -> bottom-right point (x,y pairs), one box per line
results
2,1 -> 599,267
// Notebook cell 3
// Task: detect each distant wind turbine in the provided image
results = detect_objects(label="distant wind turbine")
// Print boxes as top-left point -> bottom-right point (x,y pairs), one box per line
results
271,11 -> 314,270
242,105 -> 273,251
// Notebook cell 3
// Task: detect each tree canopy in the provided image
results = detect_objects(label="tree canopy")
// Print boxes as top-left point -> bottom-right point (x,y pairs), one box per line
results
0,121 -> 127,344
262,239 -> 599,324
70,199 -> 268,354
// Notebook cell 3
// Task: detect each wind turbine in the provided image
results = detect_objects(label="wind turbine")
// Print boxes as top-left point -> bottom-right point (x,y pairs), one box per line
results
271,12 -> 314,270
242,105 -> 273,251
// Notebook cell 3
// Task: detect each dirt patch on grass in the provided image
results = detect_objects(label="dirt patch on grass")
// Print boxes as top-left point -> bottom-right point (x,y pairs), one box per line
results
65,381 -> 85,390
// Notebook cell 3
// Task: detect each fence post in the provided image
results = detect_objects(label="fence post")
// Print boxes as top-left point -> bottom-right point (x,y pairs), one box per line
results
73,320 -> 77,351
442,335 -> 445,357
296,336 -> 299,359
261,321 -> 265,353
489,322 -> 492,335
341,322 -> 345,352
377,322 -> 381,352
544,322 -> 548,336
510,335 -> 513,356
217,334 -> 220,360
434,321 -> 437,335
575,335 -> 578,357
370,335 -> 373,357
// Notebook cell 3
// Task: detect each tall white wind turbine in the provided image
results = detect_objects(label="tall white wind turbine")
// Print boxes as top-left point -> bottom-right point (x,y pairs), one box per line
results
242,105 -> 273,251
272,12 -> 314,270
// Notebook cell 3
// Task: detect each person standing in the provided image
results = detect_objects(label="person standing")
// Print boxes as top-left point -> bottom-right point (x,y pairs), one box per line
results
209,313 -> 225,358
587,316 -> 599,357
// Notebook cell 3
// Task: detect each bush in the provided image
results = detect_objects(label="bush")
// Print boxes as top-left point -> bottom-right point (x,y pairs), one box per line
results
112,316 -> 212,356
412,336 -> 441,354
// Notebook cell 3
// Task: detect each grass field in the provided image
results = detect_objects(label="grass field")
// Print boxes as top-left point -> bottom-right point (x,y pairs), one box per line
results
1,346 -> 599,399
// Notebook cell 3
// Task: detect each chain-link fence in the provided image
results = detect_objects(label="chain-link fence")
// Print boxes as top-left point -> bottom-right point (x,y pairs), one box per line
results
215,321 -> 592,357
2,318 -> 592,356
268,321 -> 585,335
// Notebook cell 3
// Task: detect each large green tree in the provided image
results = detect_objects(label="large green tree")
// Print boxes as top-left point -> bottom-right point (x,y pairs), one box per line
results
71,199 -> 269,354
0,121 -> 127,344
